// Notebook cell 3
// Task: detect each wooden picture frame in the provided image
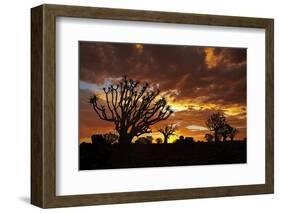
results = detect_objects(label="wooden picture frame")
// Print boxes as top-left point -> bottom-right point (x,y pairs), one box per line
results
31,4 -> 274,208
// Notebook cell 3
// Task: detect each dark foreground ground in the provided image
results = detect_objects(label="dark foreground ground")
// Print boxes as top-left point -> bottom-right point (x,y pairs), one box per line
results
79,142 -> 246,170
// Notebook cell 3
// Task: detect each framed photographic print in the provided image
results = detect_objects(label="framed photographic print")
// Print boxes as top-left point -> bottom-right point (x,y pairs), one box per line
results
31,4 -> 274,208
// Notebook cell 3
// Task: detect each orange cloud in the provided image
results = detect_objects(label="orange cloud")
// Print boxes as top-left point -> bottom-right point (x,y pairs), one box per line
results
204,48 -> 224,69
79,42 -> 247,143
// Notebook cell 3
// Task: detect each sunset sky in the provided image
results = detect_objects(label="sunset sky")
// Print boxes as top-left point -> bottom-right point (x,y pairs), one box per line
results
79,41 -> 247,143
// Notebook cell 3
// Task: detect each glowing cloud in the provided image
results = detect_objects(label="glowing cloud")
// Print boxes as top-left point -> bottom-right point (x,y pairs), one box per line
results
186,125 -> 208,131
204,47 -> 224,69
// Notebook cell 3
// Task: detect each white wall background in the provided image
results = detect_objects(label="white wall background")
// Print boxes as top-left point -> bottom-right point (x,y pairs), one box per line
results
0,0 -> 279,212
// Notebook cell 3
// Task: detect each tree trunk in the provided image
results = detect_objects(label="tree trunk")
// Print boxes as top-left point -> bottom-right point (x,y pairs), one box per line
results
163,136 -> 168,144
214,131 -> 219,143
118,132 -> 132,145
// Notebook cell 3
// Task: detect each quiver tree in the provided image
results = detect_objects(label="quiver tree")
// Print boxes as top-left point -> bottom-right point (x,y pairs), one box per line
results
89,76 -> 173,145
159,124 -> 177,144
206,112 -> 226,143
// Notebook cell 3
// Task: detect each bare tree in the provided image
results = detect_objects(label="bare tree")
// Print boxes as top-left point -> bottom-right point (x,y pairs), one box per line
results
206,112 -> 226,143
204,133 -> 214,142
229,127 -> 239,142
89,76 -> 173,145
159,124 -> 177,144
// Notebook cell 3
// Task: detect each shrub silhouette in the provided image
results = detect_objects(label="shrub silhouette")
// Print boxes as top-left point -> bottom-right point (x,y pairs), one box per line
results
156,137 -> 163,144
175,136 -> 194,144
135,136 -> 153,145
204,133 -> 214,142
103,132 -> 119,144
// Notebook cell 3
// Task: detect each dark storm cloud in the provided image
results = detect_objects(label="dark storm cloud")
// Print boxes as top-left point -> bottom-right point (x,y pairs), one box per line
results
79,41 -> 246,105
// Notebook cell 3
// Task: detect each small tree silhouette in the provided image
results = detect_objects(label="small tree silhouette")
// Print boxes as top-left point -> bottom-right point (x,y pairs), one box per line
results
204,133 -> 214,142
89,76 -> 173,145
217,124 -> 239,142
206,112 -> 226,143
159,124 -> 177,144
218,124 -> 233,142
229,127 -> 239,142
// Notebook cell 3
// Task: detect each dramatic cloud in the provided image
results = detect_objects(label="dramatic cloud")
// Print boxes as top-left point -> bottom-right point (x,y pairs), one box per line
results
79,41 -> 247,142
187,125 -> 208,131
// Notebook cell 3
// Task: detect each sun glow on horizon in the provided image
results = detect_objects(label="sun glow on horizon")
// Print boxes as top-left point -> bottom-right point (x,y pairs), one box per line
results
79,42 -> 247,146
80,81 -> 246,143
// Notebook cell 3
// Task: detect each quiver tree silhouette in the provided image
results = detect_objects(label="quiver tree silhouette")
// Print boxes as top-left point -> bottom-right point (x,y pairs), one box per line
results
159,124 -> 177,144
206,112 -> 226,143
89,76 -> 173,145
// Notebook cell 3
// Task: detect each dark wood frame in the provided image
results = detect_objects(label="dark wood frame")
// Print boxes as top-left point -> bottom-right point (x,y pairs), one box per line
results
31,4 -> 274,208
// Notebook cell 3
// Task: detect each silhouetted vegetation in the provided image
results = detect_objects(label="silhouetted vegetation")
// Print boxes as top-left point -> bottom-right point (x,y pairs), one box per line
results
204,133 -> 214,142
135,136 -> 153,145
81,78 -> 246,170
206,112 -> 226,142
174,136 -> 195,144
159,124 -> 177,144
206,112 -> 239,142
156,137 -> 163,144
80,138 -> 246,170
89,76 -> 173,145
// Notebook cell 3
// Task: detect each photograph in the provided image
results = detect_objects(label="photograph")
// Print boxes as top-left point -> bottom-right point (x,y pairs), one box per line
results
79,41 -> 247,170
